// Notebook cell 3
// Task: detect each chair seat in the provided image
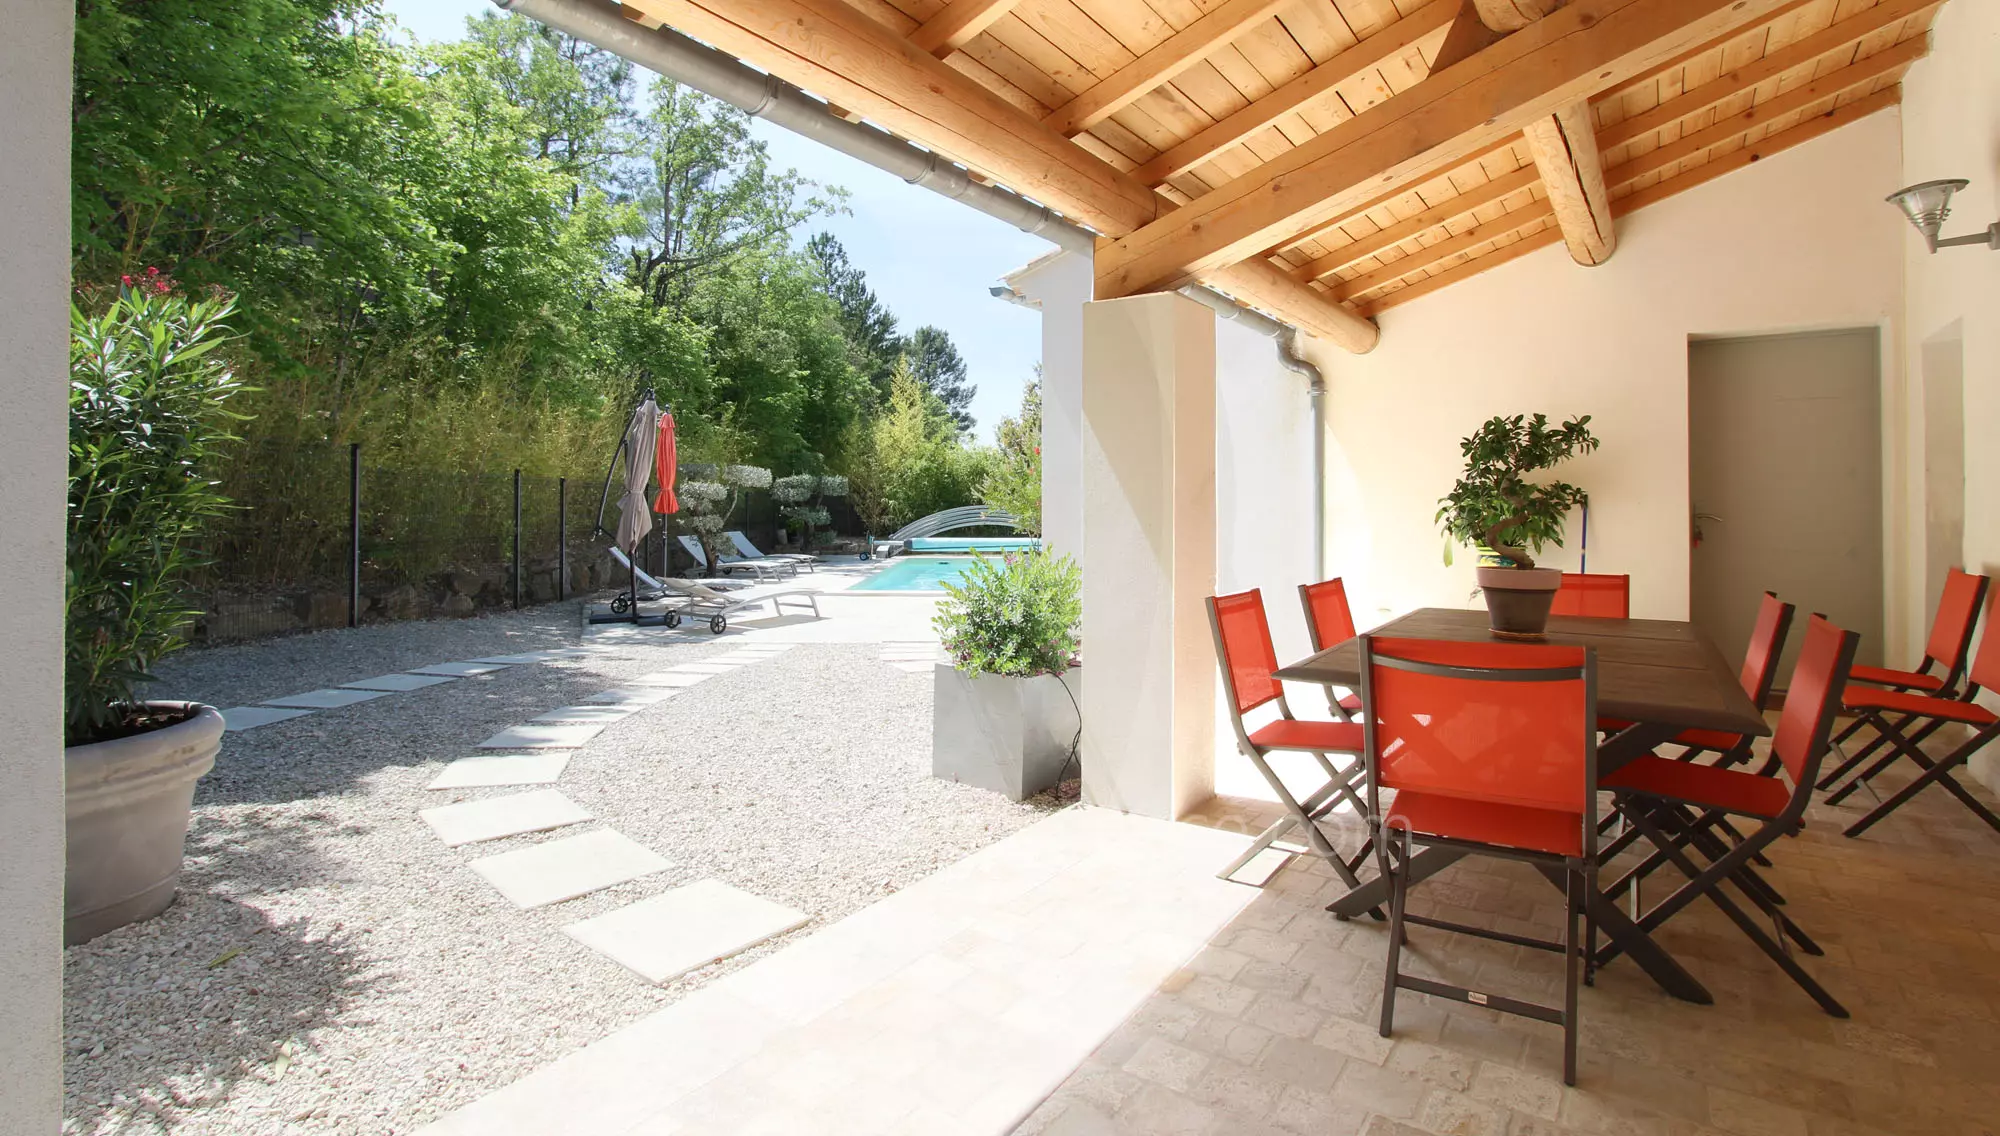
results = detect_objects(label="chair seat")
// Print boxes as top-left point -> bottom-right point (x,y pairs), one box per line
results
1846,664 -> 1946,692
1602,756 -> 1791,819
1598,716 -> 1636,732
1249,718 -> 1364,753
1383,790 -> 1583,857
1337,692 -> 1362,712
1670,727 -> 1748,754
1842,686 -> 1997,726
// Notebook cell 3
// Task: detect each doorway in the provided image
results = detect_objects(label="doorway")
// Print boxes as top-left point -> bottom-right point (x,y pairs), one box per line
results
1689,329 -> 1884,675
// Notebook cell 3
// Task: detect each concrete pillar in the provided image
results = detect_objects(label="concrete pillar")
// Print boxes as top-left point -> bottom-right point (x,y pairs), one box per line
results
1005,250 -> 1091,566
1080,293 -> 1218,820
0,1 -> 73,1130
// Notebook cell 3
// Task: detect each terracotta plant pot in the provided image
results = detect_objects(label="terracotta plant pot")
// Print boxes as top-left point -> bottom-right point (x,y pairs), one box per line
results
1476,565 -> 1563,639
63,703 -> 223,945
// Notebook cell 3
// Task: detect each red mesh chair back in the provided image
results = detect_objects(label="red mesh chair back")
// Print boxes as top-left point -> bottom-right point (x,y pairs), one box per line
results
1925,568 -> 1990,677
1362,637 -> 1594,814
1549,573 -> 1630,618
1299,578 -> 1358,651
1770,615 -> 1861,789
1209,590 -> 1284,717
1739,592 -> 1796,707
1964,593 -> 2000,696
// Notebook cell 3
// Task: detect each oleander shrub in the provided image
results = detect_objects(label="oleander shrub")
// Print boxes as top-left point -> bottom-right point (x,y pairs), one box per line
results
933,549 -> 1081,678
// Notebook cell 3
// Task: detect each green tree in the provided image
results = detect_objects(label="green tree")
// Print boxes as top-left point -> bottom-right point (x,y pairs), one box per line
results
982,371 -> 1042,535
904,324 -> 976,433
807,232 -> 902,396
848,361 -> 991,531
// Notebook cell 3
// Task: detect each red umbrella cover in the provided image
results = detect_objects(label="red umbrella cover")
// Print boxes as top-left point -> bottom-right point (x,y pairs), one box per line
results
653,411 -> 679,515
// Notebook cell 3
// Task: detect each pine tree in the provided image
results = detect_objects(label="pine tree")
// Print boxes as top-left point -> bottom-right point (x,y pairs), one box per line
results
806,232 -> 902,395
904,324 -> 975,433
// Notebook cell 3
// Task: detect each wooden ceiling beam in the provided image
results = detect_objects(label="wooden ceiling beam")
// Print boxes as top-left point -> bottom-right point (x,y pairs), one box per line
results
1472,0 -> 1565,31
1093,0 -> 1795,300
1042,0 -> 1297,138
1597,0 -> 1852,107
1430,0 -> 1509,73
1358,84 -> 1902,316
1333,202 -> 1555,299
1275,133 -> 1523,259
1524,99 -> 1615,264
1598,0 -> 1939,151
1131,0 -> 1458,186
1295,163 -> 1538,282
908,0 -> 1021,59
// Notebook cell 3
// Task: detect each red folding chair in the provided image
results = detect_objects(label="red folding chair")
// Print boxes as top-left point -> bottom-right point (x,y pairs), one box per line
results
1361,635 -> 1597,1086
1208,590 -> 1372,888
1826,592 -> 2000,837
1818,567 -> 1989,790
1549,573 -> 1630,618
1299,577 -> 1362,720
1598,615 -> 1860,1017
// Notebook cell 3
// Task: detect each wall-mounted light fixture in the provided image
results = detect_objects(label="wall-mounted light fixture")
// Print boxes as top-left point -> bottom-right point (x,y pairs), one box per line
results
1886,179 -> 1999,252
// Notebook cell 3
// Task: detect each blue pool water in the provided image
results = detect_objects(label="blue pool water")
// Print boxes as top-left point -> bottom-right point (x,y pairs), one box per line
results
906,537 -> 1041,553
853,557 -> 978,592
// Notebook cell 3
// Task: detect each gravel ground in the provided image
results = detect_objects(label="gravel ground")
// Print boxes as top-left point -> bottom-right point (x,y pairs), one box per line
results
64,602 -> 1063,1135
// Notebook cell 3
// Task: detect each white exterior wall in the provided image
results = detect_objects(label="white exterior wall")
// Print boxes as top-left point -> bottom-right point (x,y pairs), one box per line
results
1007,251 -> 1091,563
1898,0 -> 2000,791
1300,110 -> 1906,640
0,1 -> 73,1130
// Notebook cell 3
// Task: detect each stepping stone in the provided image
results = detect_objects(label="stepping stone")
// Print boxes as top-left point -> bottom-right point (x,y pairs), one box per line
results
261,688 -> 389,710
539,648 -> 596,658
563,880 -> 810,985
468,829 -> 671,909
342,673 -> 456,692
468,652 -> 556,665
531,705 -> 642,724
1224,848 -> 1295,889
580,687 -> 677,706
409,661 -> 510,677
219,706 -> 314,732
420,789 -> 594,847
427,752 -> 571,790
477,722 -> 607,750
628,672 -> 711,688
668,663 -> 738,675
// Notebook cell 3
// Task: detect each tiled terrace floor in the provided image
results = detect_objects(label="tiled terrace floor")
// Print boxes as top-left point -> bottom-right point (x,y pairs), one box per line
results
1016,756 -> 2000,1136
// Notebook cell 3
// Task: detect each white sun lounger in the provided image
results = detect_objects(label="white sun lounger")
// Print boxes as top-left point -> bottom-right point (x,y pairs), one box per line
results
677,534 -> 796,580
726,530 -> 816,572
658,577 -> 821,634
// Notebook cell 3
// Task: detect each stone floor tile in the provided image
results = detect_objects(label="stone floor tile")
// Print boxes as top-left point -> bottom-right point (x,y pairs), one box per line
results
626,671 -> 712,687
341,672 -> 457,691
1312,1015 -> 1394,1064
419,789 -> 593,847
467,829 -> 670,909
1225,848 -> 1296,888
425,751 -> 571,790
260,687 -> 391,709
1703,1089 -> 1809,1136
1121,1037 -> 1209,1094
580,687 -> 678,705
476,721 -> 608,749
408,661 -> 509,676
529,705 -> 643,724
564,880 -> 809,985
1468,1061 -> 1564,1120
218,705 -> 314,731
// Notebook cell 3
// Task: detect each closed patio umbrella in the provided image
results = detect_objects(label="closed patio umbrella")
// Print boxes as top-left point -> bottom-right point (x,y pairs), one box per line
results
653,408 -> 679,515
615,395 -> 661,555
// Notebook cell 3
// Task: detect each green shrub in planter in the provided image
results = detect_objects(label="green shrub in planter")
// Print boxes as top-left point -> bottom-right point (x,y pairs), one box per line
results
933,549 -> 1081,678
67,284 -> 244,744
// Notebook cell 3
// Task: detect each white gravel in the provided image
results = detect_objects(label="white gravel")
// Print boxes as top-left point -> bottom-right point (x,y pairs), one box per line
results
64,602 -> 1063,1135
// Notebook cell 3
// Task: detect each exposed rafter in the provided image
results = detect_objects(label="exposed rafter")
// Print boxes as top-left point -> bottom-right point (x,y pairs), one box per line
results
1041,0 -> 1296,138
1472,0 -> 1565,31
1094,0 -> 1796,300
1131,0 -> 1457,186
1332,201 -> 1554,299
1296,163 -> 1539,282
908,0 -> 1021,59
1524,100 -> 1615,264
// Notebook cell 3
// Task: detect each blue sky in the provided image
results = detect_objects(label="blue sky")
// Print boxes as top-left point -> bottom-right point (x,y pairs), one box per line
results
380,0 -> 1049,440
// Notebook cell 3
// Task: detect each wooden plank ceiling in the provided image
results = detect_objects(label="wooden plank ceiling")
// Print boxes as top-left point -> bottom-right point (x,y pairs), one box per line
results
623,0 -> 1938,350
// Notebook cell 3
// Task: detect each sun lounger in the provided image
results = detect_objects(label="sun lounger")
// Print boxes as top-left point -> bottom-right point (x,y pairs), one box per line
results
677,534 -> 796,580
726,530 -> 816,572
658,577 -> 820,634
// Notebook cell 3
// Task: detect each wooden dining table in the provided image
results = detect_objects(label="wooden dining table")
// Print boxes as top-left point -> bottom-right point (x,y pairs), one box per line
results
1274,607 -> 1771,1005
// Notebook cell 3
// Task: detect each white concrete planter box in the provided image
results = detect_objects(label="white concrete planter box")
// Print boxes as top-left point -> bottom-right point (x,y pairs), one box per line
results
931,665 -> 1082,802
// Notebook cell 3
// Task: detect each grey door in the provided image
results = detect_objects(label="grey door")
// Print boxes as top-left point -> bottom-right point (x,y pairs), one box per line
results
1689,329 -> 1885,678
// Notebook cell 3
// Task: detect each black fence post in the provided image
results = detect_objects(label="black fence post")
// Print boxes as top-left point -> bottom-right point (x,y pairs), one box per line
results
512,469 -> 523,610
558,476 -> 568,601
347,442 -> 361,628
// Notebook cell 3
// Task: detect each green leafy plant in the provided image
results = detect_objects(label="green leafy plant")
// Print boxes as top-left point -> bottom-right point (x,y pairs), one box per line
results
68,282 -> 247,744
981,373 -> 1042,536
1436,413 -> 1598,569
772,472 -> 846,547
933,550 -> 1081,678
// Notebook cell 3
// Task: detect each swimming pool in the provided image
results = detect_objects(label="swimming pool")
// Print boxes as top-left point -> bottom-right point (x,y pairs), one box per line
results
906,537 -> 1041,553
852,557 -> 978,592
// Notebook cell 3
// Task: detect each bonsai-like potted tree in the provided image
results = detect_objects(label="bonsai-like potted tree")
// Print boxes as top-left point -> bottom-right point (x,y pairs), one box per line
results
1436,413 -> 1598,639
66,277 -> 243,943
930,549 -> 1082,801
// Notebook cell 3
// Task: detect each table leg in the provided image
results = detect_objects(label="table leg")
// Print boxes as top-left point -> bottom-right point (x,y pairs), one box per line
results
1534,864 -> 1712,1004
1326,848 -> 1464,918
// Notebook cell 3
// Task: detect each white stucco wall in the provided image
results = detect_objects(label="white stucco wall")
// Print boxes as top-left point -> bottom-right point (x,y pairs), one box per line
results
1898,0 -> 2000,790
1301,109 -> 1906,642
1006,251 -> 1091,564
0,1 -> 73,1130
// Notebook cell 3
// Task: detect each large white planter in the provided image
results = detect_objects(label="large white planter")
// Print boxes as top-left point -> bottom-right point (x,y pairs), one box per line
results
932,665 -> 1082,801
64,703 -> 223,945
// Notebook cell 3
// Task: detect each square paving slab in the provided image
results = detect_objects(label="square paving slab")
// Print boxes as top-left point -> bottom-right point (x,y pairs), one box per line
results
627,672 -> 711,688
477,722 -> 607,750
420,789 -> 594,847
409,661 -> 509,677
468,653 -> 554,665
219,706 -> 315,731
427,752 -> 571,790
468,829 -> 671,909
667,663 -> 739,675
563,880 -> 810,985
531,705 -> 642,724
261,688 -> 390,709
580,687 -> 677,706
342,673 -> 457,692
